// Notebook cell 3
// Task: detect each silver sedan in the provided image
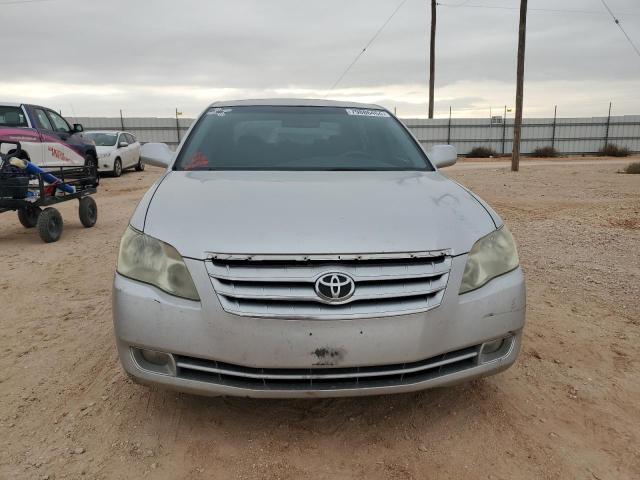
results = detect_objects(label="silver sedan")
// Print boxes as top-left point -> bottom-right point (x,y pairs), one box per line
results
112,99 -> 525,398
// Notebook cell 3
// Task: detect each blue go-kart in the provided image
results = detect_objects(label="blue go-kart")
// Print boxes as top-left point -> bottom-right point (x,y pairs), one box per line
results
0,140 -> 99,243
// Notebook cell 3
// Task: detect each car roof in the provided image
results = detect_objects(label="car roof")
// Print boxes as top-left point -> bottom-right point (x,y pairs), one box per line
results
209,98 -> 386,110
1,102 -> 56,112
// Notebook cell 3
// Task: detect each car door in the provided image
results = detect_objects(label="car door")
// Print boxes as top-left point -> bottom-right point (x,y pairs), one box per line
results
126,133 -> 139,167
39,108 -> 84,166
30,108 -> 58,166
0,105 -> 45,165
117,133 -> 131,167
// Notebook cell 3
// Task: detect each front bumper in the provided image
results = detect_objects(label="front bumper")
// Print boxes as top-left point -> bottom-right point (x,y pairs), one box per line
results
112,256 -> 526,398
97,155 -> 114,172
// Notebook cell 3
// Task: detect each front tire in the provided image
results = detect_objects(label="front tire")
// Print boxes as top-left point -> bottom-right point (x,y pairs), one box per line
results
17,205 -> 42,228
37,207 -> 63,243
79,196 -> 98,228
135,158 -> 145,172
85,153 -> 99,186
113,158 -> 122,177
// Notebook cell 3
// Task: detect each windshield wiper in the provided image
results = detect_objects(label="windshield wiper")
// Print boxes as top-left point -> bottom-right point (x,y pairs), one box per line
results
323,168 -> 371,171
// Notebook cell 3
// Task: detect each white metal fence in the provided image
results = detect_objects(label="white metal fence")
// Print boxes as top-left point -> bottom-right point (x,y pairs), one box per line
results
407,115 -> 640,155
76,115 -> 640,155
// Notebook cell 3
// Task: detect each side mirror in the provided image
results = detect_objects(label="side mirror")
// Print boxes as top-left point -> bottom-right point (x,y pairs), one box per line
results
140,142 -> 172,168
119,142 -> 129,148
428,144 -> 457,168
73,123 -> 84,133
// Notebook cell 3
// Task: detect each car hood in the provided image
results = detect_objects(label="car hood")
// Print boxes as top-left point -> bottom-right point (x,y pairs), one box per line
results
142,170 -> 497,259
95,146 -> 115,155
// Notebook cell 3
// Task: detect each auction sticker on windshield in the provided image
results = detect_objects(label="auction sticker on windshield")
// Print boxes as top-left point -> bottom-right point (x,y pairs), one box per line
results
207,108 -> 233,117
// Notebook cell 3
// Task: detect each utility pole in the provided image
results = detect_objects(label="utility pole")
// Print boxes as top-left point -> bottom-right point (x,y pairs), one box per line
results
501,105 -> 507,155
512,0 -> 528,172
428,0 -> 436,119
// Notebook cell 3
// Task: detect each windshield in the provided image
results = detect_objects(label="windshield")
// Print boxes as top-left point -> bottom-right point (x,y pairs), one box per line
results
85,132 -> 118,146
174,106 -> 432,171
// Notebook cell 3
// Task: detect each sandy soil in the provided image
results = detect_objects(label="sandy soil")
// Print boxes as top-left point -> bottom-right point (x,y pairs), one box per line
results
1,157 -> 638,480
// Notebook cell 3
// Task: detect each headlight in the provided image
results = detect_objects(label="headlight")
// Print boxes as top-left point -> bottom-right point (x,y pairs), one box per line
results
117,226 -> 200,301
459,226 -> 519,294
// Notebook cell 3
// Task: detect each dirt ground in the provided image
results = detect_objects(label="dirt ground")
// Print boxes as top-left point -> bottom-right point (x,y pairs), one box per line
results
1,157 -> 638,480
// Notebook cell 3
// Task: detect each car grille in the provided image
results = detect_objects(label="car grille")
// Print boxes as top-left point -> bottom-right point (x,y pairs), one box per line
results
205,251 -> 452,319
174,345 -> 479,391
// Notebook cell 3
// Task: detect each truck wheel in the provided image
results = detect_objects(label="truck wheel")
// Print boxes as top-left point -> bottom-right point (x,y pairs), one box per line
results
37,207 -> 63,243
135,158 -> 145,171
17,205 -> 42,228
113,158 -> 122,177
85,153 -> 100,186
79,196 -> 97,228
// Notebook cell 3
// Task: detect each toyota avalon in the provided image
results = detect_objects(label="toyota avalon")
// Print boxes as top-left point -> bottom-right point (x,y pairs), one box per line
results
113,99 -> 525,398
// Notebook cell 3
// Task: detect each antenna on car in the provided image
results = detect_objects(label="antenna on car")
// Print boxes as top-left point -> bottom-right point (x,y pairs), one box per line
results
68,103 -> 78,123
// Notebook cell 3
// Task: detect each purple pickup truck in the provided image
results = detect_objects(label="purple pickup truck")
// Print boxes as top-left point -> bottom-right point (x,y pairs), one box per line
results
0,102 -> 97,168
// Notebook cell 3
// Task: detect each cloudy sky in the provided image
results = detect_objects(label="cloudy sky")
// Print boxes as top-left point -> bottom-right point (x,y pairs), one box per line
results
2,0 -> 639,119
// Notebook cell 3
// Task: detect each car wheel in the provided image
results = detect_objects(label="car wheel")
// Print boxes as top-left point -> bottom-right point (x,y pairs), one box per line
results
113,158 -> 122,177
37,207 -> 63,243
17,205 -> 42,228
85,153 -> 99,186
78,196 -> 98,228
135,158 -> 145,171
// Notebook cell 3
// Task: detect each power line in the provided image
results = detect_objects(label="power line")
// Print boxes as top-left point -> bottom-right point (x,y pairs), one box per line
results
326,0 -> 408,94
599,0 -> 640,58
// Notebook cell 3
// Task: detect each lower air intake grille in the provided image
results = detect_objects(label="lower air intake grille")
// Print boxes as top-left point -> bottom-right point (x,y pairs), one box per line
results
175,345 -> 479,391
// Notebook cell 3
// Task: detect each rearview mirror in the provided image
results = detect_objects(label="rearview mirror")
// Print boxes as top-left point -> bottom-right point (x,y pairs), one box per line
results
119,142 -> 129,148
140,143 -> 173,168
428,144 -> 457,168
73,123 -> 84,133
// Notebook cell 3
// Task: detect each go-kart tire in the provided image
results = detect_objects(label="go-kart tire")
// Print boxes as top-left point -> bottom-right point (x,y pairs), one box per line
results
79,196 -> 97,228
37,207 -> 63,243
17,205 -> 42,228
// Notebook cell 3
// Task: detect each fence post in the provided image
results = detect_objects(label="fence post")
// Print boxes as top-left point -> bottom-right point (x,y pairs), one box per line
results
119,109 -> 125,131
447,106 -> 452,144
551,105 -> 557,149
604,102 -> 612,148
175,108 -> 181,144
501,105 -> 507,155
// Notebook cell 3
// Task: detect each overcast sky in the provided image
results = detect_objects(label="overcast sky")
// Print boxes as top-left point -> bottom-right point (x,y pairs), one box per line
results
2,0 -> 639,119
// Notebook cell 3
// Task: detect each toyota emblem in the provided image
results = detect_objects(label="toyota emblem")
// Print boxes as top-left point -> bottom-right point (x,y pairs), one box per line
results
315,273 -> 356,303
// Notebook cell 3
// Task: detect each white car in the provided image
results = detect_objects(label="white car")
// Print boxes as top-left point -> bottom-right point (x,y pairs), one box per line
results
84,131 -> 142,177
